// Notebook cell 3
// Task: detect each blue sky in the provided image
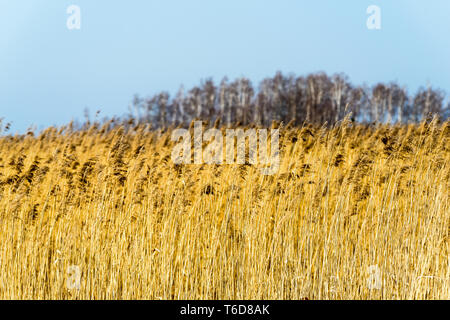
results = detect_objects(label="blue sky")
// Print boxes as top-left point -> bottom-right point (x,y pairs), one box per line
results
1,0 -> 449,133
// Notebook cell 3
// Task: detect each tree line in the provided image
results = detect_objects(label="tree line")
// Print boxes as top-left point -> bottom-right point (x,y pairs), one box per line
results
130,72 -> 449,127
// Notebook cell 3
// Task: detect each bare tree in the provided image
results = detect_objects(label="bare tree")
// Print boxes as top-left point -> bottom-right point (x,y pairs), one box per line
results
331,73 -> 352,122
172,86 -> 186,125
371,84 -> 388,123
201,79 -> 217,121
349,85 -> 368,121
188,86 -> 202,120
235,77 -> 253,125
157,92 -> 169,128
219,78 -> 228,124
129,71 -> 448,128
413,86 -> 445,121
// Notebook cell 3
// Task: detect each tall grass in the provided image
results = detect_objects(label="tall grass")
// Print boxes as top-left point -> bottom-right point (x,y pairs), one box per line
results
0,119 -> 448,299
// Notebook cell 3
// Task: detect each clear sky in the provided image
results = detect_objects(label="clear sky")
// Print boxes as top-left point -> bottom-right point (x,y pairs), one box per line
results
1,0 -> 449,133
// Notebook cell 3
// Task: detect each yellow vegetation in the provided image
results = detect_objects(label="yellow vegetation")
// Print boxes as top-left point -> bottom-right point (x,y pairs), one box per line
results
0,118 -> 448,299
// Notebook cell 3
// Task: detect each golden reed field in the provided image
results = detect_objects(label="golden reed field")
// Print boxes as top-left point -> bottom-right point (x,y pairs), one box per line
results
0,118 -> 448,299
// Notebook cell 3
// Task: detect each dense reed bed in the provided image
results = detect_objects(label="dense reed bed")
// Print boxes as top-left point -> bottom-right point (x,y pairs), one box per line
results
0,119 -> 448,299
